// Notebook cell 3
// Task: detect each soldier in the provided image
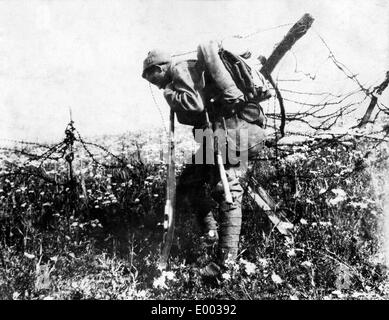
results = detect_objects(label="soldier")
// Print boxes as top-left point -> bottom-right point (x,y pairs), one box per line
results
142,42 -> 269,277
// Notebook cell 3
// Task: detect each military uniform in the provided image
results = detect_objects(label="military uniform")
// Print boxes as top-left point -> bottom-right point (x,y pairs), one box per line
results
162,56 -> 267,266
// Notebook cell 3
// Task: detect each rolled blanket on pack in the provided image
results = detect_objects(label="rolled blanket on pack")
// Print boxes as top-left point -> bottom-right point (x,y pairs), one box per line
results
197,40 -> 245,104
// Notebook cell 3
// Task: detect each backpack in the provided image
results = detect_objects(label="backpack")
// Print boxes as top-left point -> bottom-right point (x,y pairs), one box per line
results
218,48 -> 271,128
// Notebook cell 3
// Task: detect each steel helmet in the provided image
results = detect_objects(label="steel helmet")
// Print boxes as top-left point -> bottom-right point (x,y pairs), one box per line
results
142,49 -> 172,78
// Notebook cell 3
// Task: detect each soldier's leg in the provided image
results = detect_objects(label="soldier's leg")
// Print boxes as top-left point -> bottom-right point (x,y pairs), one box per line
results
200,165 -> 245,277
176,164 -> 218,240
216,165 -> 245,265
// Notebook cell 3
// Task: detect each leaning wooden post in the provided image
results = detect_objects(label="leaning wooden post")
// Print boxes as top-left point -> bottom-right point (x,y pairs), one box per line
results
260,13 -> 315,77
245,14 -> 315,239
260,13 -> 314,137
158,110 -> 176,270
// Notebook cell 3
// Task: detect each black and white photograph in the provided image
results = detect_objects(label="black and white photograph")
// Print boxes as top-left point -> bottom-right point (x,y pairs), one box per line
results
0,0 -> 388,304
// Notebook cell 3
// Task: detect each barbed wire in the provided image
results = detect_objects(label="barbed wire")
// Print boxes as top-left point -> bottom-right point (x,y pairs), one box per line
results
74,128 -> 128,170
172,22 -> 294,58
0,119 -> 133,184
1,20 -> 387,190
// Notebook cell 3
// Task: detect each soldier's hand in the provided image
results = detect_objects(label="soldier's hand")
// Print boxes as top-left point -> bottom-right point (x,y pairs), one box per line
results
164,82 -> 174,91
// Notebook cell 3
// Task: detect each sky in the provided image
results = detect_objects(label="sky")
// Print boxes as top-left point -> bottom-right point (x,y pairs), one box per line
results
0,0 -> 388,142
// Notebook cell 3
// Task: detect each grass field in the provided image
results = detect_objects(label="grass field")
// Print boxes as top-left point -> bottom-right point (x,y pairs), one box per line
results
0,127 -> 388,300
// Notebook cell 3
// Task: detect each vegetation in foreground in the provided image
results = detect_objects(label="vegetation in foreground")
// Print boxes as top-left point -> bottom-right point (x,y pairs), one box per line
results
0,129 -> 388,300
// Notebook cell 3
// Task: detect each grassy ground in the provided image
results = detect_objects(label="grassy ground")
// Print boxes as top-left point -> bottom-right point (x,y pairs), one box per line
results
0,130 -> 388,300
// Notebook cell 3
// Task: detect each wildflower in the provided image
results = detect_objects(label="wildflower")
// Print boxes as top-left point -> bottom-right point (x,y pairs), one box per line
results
285,153 -> 307,163
135,290 -> 148,299
257,258 -> 268,268
351,292 -> 363,298
153,271 -> 176,290
24,252 -> 35,259
301,261 -> 312,268
331,290 -> 345,298
331,189 -> 347,197
300,218 -> 308,225
163,271 -> 175,281
225,255 -> 239,270
153,275 -> 167,289
240,258 -> 256,275
349,201 -> 368,209
271,272 -> 283,284
287,248 -> 296,257
318,188 -> 327,194
222,273 -> 231,281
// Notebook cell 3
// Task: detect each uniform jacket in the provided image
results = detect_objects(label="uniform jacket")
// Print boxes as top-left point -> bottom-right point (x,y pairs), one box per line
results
163,59 -> 267,158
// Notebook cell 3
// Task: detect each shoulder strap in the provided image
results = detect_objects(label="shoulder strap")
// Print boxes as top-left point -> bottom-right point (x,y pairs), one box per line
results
218,49 -> 258,102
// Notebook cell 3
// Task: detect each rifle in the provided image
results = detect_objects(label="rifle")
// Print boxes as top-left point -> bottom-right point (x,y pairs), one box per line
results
204,109 -> 233,204
158,110 -> 176,270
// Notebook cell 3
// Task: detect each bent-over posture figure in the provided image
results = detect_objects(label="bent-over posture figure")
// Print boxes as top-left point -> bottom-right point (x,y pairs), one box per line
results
142,42 -> 269,276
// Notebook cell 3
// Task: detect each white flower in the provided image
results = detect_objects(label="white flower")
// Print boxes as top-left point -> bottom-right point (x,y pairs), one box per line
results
12,292 -> 20,300
300,219 -> 308,225
287,249 -> 296,257
285,153 -> 307,163
225,255 -> 238,269
271,272 -> 283,284
24,252 -> 35,259
240,259 -> 256,275
257,258 -> 268,268
163,271 -> 175,281
135,290 -> 149,299
351,292 -> 364,298
153,275 -> 167,289
349,202 -> 368,209
329,188 -> 347,205
153,271 -> 176,290
301,261 -> 312,268
222,273 -> 231,281
331,290 -> 345,298
319,188 -> 327,194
